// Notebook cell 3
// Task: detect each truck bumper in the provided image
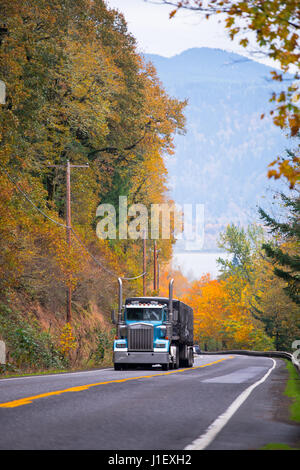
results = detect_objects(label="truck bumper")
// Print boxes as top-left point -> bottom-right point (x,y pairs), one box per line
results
114,351 -> 169,365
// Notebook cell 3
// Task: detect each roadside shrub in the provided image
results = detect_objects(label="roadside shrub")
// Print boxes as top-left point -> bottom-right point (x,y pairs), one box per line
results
59,323 -> 77,358
0,302 -> 65,371
92,328 -> 114,365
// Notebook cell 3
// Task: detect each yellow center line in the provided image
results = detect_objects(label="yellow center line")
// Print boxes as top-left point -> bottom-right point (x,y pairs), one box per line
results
0,356 -> 234,408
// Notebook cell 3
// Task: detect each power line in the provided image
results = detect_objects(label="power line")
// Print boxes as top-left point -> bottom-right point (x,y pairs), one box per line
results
70,228 -> 146,280
2,167 -> 67,228
1,166 -> 147,281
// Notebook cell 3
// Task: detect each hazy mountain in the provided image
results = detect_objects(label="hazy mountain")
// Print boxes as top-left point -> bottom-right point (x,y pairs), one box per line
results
145,48 -> 289,251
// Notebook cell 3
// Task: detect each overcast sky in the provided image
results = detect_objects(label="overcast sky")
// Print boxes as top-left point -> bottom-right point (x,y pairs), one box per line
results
105,0 -> 277,67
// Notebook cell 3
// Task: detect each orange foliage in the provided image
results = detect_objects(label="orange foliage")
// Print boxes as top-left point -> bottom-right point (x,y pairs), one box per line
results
183,274 -> 259,349
158,263 -> 191,298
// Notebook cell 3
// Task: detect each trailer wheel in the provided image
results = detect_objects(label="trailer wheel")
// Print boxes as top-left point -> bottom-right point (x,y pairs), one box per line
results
187,348 -> 194,367
174,346 -> 180,369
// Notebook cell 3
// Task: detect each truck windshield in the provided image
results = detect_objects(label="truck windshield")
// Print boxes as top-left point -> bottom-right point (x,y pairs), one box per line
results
126,308 -> 163,322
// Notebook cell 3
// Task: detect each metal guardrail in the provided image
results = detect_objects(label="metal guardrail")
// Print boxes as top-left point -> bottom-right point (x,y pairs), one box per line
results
200,349 -> 300,374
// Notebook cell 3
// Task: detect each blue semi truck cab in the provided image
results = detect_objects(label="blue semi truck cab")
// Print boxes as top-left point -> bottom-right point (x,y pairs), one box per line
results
112,279 -> 194,371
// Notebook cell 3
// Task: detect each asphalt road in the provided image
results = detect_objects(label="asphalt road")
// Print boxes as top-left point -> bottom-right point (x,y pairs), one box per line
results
0,354 -> 299,450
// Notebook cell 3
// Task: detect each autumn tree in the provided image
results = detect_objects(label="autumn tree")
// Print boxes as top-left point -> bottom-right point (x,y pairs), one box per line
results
267,144 -> 300,189
217,223 -> 264,283
158,263 -> 191,298
217,220 -> 300,351
0,0 -> 186,369
183,273 -> 272,351
0,0 -> 185,287
250,251 -> 300,351
259,191 -> 300,305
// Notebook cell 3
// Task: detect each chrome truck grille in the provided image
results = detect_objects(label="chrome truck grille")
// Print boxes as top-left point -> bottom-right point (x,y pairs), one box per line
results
128,324 -> 154,351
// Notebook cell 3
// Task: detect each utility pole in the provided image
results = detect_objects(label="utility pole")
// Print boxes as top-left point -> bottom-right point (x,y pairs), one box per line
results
152,241 -> 161,293
47,159 -> 89,323
143,233 -> 146,296
153,241 -> 157,292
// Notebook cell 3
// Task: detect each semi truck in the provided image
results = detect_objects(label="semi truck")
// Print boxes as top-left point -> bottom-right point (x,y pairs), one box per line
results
112,278 -> 194,370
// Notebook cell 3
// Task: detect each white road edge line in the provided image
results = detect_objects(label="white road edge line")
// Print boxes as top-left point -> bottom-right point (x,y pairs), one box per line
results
184,358 -> 276,450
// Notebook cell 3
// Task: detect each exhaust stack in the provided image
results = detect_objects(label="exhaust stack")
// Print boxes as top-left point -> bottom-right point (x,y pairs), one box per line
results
168,278 -> 174,323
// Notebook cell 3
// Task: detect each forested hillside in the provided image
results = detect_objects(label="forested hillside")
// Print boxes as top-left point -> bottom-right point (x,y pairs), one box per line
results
145,48 -> 290,250
0,0 -> 185,372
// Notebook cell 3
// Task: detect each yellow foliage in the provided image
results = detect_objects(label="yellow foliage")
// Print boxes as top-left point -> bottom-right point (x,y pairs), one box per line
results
183,273 -> 266,349
59,323 -> 77,357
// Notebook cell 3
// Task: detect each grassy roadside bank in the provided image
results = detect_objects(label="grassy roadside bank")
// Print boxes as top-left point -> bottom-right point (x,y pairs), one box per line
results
0,293 -> 115,378
0,360 -> 114,380
261,359 -> 300,450
284,360 -> 300,423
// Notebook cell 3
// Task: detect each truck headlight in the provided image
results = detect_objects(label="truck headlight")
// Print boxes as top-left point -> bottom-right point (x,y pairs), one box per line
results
115,342 -> 126,348
155,343 -> 166,348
